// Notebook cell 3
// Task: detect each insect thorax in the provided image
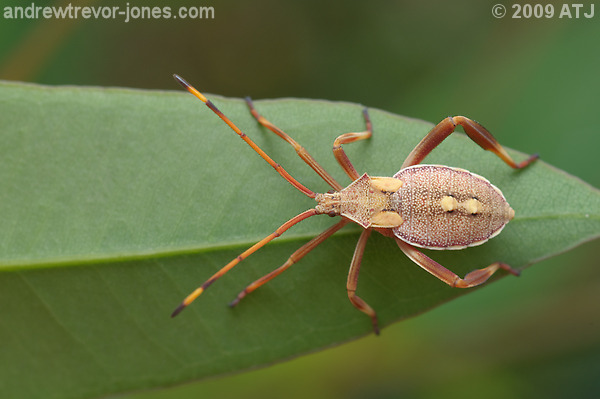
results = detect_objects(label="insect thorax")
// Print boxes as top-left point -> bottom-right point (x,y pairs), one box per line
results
315,173 -> 404,229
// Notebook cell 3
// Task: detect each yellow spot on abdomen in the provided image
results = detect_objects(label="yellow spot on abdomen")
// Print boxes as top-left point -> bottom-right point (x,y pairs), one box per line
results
440,195 -> 458,212
464,198 -> 483,215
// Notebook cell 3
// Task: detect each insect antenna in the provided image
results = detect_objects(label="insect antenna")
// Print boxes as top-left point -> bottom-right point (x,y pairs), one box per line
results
171,209 -> 320,317
173,74 -> 316,198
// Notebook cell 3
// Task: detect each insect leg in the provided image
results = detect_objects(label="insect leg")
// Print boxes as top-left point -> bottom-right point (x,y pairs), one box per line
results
229,219 -> 349,307
171,209 -> 319,317
395,238 -> 520,288
333,108 -> 373,181
401,116 -> 539,169
174,74 -> 316,198
245,97 -> 343,192
347,228 -> 380,334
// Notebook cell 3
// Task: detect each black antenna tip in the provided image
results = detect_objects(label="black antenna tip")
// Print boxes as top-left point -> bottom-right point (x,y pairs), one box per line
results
171,303 -> 186,318
172,74 -> 190,89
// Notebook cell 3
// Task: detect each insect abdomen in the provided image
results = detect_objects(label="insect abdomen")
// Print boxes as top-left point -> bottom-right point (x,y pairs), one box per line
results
391,165 -> 514,250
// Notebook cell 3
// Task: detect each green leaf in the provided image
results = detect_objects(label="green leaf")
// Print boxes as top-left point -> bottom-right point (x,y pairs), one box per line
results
1,80 -> 598,399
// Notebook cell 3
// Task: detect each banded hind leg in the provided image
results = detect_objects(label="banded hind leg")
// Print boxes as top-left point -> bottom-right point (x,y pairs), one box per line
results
402,116 -> 539,169
395,238 -> 520,289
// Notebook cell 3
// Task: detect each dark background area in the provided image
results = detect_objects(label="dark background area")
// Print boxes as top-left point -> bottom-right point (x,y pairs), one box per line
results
1,1 -> 598,398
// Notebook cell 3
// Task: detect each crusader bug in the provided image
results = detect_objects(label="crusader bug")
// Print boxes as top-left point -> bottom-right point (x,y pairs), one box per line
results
171,74 -> 538,334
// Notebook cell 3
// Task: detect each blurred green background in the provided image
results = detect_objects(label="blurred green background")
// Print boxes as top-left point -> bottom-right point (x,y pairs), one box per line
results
1,0 -> 598,398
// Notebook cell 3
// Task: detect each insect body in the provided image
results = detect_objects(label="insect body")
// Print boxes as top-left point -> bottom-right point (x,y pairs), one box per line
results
172,74 -> 538,334
316,165 -> 514,249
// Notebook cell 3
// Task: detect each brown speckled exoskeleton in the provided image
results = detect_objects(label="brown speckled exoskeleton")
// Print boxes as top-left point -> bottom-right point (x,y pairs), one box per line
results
171,74 -> 538,334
